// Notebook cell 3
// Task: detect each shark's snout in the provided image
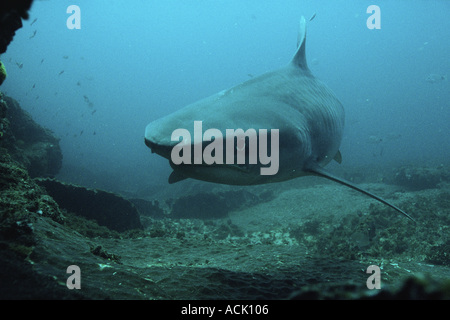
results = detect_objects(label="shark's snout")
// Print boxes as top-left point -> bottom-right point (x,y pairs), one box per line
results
144,136 -> 174,160
144,137 -> 157,152
144,119 -> 177,159
145,121 -> 175,159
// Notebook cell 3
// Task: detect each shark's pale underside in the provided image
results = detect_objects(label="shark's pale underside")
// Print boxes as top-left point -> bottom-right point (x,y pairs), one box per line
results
145,16 -> 414,222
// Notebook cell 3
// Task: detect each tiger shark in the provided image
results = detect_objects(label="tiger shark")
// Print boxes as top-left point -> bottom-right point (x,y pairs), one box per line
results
145,16 -> 414,222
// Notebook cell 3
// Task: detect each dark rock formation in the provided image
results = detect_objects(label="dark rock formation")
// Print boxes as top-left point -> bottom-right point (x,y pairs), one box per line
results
128,198 -> 165,219
0,93 -> 62,178
0,0 -> 33,54
168,189 -> 273,219
0,149 -> 64,226
392,165 -> 450,191
35,178 -> 143,232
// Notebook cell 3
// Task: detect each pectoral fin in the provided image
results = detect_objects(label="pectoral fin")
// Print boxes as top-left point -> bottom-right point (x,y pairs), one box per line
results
168,170 -> 188,184
333,150 -> 342,164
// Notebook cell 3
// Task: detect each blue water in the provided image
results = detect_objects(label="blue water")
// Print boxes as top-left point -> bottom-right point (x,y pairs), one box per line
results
1,0 -> 449,192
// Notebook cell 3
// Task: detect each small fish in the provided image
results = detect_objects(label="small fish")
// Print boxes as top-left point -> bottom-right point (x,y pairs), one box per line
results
93,131 -> 96,135
425,74 -> 447,83
40,58 -> 45,64
368,135 -> 383,144
32,84 -> 35,89
76,81 -> 81,86
29,30 -> 37,39
88,102 -> 94,108
58,70 -> 64,76
91,110 -> 96,115
83,95 -> 89,102
247,73 -> 254,78
30,18 -> 37,26
63,55 -> 69,59
80,130 -> 84,136
16,62 -> 23,69
309,13 -> 316,22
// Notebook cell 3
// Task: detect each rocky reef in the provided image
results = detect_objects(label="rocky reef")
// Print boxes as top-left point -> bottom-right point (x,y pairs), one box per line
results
168,189 -> 274,219
0,90 -> 146,298
0,61 -> 6,86
0,1 -> 33,54
0,93 -> 62,178
0,92 -> 65,232
392,165 -> 450,191
0,0 -> 34,85
35,178 -> 143,232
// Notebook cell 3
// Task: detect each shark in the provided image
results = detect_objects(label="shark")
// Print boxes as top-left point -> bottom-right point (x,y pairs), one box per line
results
145,16 -> 415,222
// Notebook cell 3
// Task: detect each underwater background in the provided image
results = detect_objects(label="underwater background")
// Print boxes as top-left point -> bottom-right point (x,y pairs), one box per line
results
1,0 -> 449,193
0,0 -> 449,300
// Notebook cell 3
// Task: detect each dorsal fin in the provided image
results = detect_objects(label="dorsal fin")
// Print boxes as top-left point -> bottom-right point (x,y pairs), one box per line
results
306,165 -> 416,223
291,16 -> 309,71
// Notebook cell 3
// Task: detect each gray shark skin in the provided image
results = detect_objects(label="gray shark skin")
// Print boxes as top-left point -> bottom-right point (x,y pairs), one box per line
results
145,17 -> 415,222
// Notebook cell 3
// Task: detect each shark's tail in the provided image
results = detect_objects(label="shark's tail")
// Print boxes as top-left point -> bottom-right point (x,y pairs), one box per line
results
307,165 -> 416,223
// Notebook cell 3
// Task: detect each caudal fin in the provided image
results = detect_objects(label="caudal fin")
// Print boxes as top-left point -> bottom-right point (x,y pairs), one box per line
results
307,165 -> 416,223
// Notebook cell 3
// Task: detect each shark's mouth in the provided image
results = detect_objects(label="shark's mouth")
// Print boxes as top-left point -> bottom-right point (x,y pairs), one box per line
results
146,133 -> 280,178
169,159 -> 251,173
144,138 -> 174,160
